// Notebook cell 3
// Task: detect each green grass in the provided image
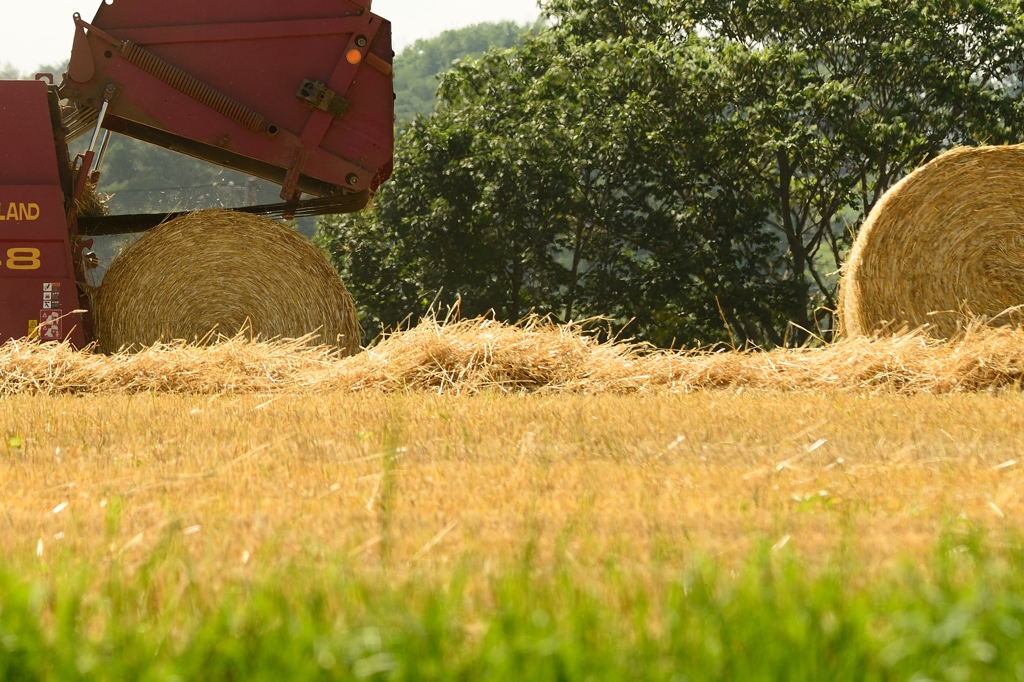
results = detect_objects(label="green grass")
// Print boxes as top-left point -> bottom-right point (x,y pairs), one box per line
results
4,531 -> 1024,680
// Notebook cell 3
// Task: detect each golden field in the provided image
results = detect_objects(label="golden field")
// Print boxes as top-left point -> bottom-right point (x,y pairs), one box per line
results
3,389 -> 1022,590
2,317 -> 1023,594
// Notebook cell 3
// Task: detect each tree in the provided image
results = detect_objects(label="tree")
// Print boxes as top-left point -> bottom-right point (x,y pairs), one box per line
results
544,0 -> 1024,341
320,0 -> 1024,346
393,21 -> 542,123
706,1 -> 1024,340
318,49 -> 565,333
540,0 -> 688,41
320,32 -> 790,345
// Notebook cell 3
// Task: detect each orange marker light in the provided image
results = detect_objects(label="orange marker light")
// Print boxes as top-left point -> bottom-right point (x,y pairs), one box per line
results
346,49 -> 363,65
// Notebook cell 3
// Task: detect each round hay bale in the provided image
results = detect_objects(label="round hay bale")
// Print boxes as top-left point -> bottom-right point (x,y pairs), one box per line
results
841,145 -> 1024,339
94,210 -> 361,354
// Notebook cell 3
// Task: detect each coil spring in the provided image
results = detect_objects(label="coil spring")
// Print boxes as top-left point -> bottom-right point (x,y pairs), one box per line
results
120,41 -> 267,133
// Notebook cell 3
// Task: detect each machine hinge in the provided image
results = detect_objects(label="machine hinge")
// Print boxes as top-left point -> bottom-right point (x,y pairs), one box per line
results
297,80 -> 349,118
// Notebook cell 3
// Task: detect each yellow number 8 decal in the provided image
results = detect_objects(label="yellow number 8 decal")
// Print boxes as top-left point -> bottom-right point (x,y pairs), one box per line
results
6,248 -> 41,270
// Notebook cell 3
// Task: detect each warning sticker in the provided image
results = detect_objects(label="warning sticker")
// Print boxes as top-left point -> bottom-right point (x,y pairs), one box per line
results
27,319 -> 38,340
42,282 -> 61,310
38,310 -> 61,342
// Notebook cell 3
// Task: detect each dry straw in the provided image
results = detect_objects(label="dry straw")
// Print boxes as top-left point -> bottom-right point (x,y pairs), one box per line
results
842,144 -> 1024,338
93,210 -> 361,354
74,174 -> 110,218
5,315 -> 1024,396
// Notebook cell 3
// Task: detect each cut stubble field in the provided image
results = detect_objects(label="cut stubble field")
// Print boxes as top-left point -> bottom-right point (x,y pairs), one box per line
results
4,389 -> 1021,584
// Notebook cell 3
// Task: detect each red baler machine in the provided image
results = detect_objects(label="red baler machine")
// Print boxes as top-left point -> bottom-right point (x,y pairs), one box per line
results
0,0 -> 394,345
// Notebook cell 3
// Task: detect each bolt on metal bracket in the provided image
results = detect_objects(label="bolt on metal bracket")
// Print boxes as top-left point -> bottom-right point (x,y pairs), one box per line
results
297,79 -> 350,119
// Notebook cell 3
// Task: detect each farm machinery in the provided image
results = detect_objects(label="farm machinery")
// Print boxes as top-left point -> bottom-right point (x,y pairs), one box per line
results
0,0 -> 394,346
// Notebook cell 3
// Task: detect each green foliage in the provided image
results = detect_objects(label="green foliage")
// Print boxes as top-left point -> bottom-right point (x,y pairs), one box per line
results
671,0 -> 1024,341
321,28 -> 795,346
3,540 -> 1024,678
394,21 -> 541,123
320,0 -> 1024,347
541,0 -> 688,41
0,62 -> 21,79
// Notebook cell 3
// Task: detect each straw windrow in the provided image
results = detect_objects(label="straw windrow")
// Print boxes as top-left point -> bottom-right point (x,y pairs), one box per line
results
93,210 -> 361,354
842,145 -> 1024,338
6,315 -> 1024,396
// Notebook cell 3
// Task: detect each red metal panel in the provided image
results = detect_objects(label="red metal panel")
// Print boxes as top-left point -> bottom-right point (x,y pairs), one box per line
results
65,0 -> 394,197
0,242 -> 71,278
0,186 -> 72,239
0,81 -> 85,346
108,18 -> 373,46
90,0 -> 371,26
0,81 -> 61,185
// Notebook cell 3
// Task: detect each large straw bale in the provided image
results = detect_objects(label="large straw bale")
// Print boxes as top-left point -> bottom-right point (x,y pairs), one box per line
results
93,210 -> 361,354
842,145 -> 1024,338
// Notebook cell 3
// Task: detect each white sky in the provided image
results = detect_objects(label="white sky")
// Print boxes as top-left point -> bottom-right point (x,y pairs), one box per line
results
0,0 -> 542,74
